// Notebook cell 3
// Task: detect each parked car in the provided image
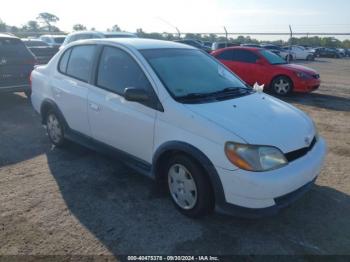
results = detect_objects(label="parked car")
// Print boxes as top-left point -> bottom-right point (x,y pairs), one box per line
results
345,49 -> 350,57
202,41 -> 213,49
283,46 -> 315,61
61,31 -> 137,49
314,48 -> 342,58
261,44 -> 296,61
337,48 -> 346,57
31,38 -> 326,218
40,35 -> 66,48
240,43 -> 261,48
22,39 -> 59,64
0,34 -> 36,97
212,42 -> 238,51
174,39 -> 211,52
212,47 -> 321,96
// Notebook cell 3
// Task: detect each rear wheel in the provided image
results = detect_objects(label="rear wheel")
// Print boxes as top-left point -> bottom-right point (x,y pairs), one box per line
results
46,111 -> 66,147
307,55 -> 314,61
166,155 -> 214,218
271,76 -> 293,96
286,54 -> 294,62
24,90 -> 31,98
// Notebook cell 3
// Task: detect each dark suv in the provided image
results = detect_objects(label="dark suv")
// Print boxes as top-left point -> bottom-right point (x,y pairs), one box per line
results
0,34 -> 36,97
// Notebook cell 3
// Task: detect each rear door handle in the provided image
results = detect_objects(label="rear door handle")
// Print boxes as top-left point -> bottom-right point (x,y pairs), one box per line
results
89,102 -> 100,111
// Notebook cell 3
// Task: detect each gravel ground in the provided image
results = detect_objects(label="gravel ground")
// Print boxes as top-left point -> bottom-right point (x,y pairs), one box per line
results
0,58 -> 349,258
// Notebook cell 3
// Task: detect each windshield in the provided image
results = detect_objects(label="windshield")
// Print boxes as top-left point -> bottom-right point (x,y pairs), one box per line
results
54,37 -> 65,44
141,48 -> 248,101
24,41 -> 49,47
260,49 -> 287,65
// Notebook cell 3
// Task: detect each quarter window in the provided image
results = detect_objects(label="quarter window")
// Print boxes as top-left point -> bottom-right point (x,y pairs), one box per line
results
216,50 -> 232,60
96,46 -> 151,95
58,49 -> 72,73
66,45 -> 96,82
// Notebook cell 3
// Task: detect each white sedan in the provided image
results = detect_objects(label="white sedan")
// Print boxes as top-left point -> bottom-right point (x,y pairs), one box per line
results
31,38 -> 327,218
284,46 -> 315,60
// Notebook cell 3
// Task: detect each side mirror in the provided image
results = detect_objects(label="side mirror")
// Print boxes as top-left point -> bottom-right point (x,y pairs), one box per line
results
256,59 -> 265,65
124,88 -> 149,102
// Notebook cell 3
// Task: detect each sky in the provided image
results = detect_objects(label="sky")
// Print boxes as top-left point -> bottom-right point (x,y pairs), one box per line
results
1,0 -> 350,40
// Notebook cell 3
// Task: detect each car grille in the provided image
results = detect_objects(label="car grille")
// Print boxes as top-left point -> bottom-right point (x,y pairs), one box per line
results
312,74 -> 320,79
285,137 -> 317,162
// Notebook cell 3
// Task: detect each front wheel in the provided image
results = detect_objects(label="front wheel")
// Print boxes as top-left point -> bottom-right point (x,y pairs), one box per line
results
166,155 -> 214,218
271,76 -> 293,96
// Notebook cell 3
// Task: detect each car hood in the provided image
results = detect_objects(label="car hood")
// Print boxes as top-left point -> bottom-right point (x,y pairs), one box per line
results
184,93 -> 315,153
277,63 -> 317,75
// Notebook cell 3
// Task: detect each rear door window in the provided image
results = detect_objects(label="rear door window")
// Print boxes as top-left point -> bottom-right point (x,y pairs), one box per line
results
66,45 -> 96,82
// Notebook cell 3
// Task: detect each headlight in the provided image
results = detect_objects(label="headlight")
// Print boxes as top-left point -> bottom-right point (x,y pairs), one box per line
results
225,142 -> 288,172
296,71 -> 311,79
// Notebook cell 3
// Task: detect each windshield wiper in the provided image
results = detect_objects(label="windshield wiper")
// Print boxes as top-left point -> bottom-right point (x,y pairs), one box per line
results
208,87 -> 253,97
176,92 -> 215,101
176,87 -> 252,103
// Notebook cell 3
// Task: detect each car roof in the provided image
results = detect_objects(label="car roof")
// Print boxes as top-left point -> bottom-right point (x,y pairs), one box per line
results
0,33 -> 18,39
74,38 -> 196,50
40,34 -> 66,37
67,31 -> 135,37
22,38 -> 43,42
215,46 -> 261,52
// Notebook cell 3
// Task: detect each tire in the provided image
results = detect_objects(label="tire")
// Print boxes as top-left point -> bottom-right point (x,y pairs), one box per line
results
24,90 -> 31,98
166,154 -> 214,218
286,54 -> 293,62
271,76 -> 293,96
45,110 -> 66,147
307,55 -> 314,61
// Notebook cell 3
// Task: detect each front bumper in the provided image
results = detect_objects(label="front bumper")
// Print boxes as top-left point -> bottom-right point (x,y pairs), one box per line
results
294,78 -> 321,92
215,137 -> 327,217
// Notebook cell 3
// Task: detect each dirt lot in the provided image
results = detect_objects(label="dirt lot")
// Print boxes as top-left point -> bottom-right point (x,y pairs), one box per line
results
0,58 -> 349,258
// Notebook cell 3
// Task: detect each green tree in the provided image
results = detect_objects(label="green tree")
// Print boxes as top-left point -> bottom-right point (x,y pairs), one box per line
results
0,19 -> 7,32
73,24 -> 87,31
111,24 -> 121,32
26,20 -> 40,32
37,12 -> 59,32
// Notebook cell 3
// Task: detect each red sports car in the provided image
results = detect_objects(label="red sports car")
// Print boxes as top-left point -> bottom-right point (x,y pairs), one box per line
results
211,47 -> 321,96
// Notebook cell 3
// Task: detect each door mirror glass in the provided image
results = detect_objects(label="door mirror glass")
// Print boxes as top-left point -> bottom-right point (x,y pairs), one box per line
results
124,88 -> 149,102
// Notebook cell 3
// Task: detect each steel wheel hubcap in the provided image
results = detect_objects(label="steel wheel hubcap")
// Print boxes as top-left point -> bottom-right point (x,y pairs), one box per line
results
168,164 -> 197,210
47,114 -> 62,144
274,79 -> 290,94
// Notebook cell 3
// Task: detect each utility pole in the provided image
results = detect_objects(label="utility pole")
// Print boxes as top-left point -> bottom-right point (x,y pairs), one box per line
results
175,27 -> 181,39
223,26 -> 228,47
288,25 -> 293,63
156,17 -> 181,39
